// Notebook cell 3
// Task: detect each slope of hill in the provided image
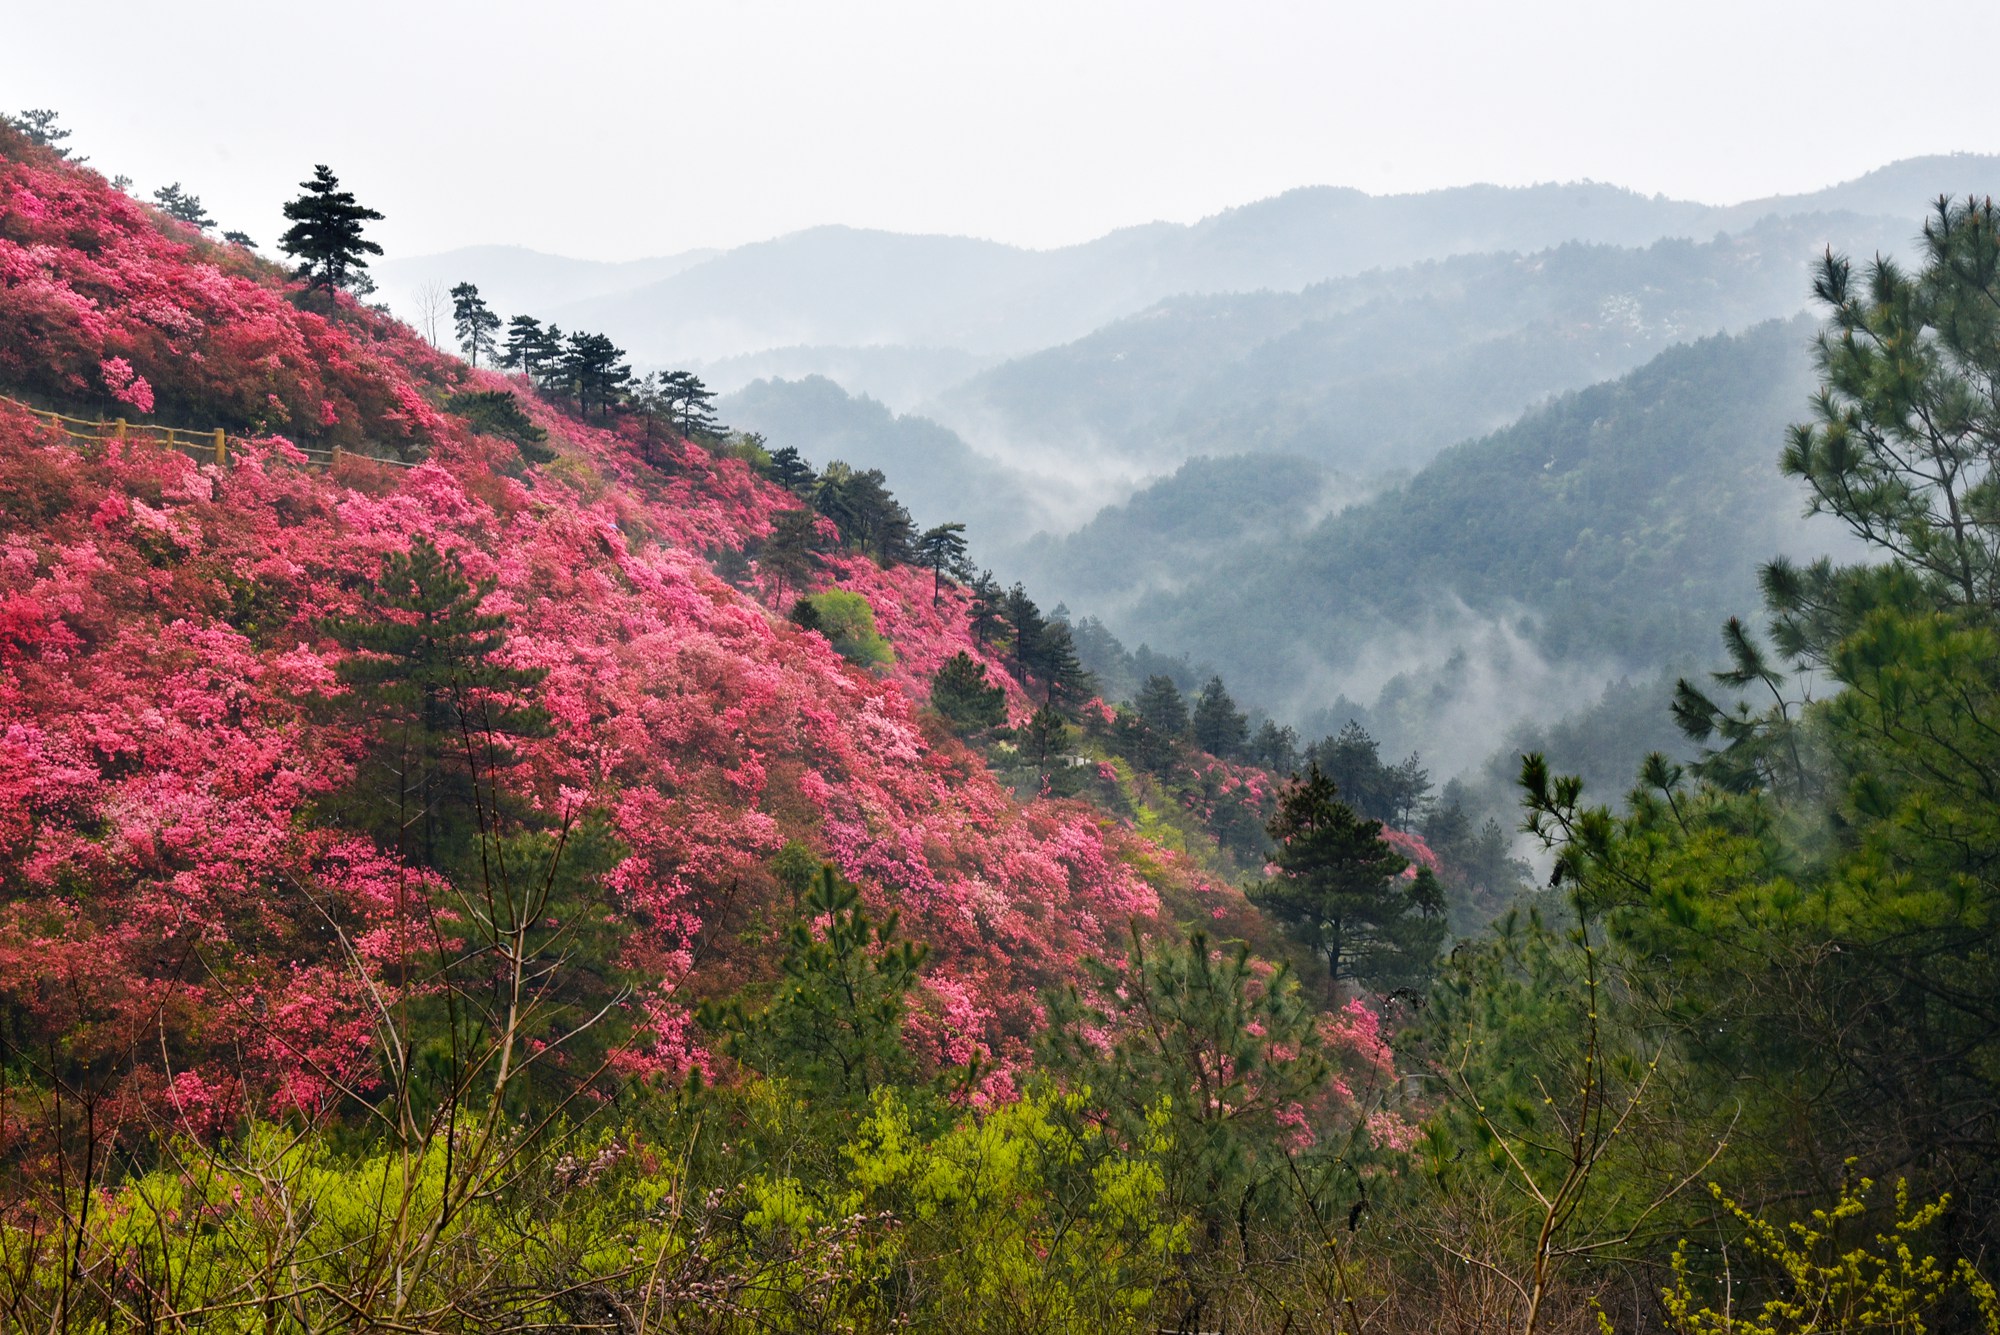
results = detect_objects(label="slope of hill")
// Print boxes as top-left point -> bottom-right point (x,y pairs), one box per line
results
0,130 -> 1292,1134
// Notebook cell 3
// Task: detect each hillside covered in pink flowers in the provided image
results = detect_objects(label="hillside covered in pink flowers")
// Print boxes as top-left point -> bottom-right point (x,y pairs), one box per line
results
0,123 -> 1434,1143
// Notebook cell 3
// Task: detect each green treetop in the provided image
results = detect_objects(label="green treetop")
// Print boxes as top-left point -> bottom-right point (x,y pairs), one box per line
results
278,165 -> 384,296
450,282 -> 502,368
930,651 -> 1007,733
151,182 -> 213,231
1252,763 -> 1442,991
1191,676 -> 1249,760
916,522 -> 969,606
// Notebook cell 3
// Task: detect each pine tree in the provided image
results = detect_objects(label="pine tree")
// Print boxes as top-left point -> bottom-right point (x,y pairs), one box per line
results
9,109 -> 84,162
324,537 -> 549,871
1002,584 -> 1047,685
1384,751 -> 1433,826
916,522 -> 969,605
1249,718 -> 1299,774
763,445 -> 816,495
930,651 -> 1007,732
450,282 -> 502,368
1025,703 -> 1073,772
814,463 -> 914,564
151,182 -> 213,231
1191,676 -> 1249,760
967,570 -> 1007,649
498,315 -> 550,376
1034,617 -> 1094,709
1251,763 -> 1443,990
648,370 -> 725,441
1135,674 -> 1190,736
760,508 -> 821,603
558,331 -> 631,419
530,323 -> 565,386
1782,195 -> 2000,614
1307,720 -> 1394,821
1132,674 -> 1190,772
788,596 -> 824,634
277,165 -> 385,296
1042,928 -> 1336,1244
705,864 -> 925,1102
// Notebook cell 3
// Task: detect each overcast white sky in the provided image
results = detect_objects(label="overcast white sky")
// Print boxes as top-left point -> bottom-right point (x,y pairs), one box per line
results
8,0 -> 1997,261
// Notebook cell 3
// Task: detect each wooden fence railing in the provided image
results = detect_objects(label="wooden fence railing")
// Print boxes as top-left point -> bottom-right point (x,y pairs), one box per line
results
1,392 -> 414,470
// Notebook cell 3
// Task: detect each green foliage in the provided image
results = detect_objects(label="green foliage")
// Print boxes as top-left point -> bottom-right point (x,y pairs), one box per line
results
1662,1172 -> 2000,1335
636,369 -> 726,442
7,108 -> 83,161
1305,719 -> 1431,826
708,864 -> 926,1104
1135,673 -> 1189,736
786,592 -> 823,634
814,461 -> 915,564
1783,197 -> 2000,613
449,281 -> 501,367
1420,778 -> 1531,927
498,313 -> 561,379
1024,702 -> 1073,775
323,535 -> 550,870
327,536 -> 548,741
1249,717 -> 1300,773
1043,927 -> 1349,1243
1191,675 -> 1249,760
151,181 -> 212,230
1407,869 -> 1723,1333
771,839 -> 820,904
929,650 -> 1007,732
966,569 -> 1007,648
554,330 -> 632,419
1251,764 -> 1442,989
444,388 -> 553,460
761,443 -> 817,493
844,1087 -> 1185,1331
793,589 -> 893,669
916,521 -> 968,604
278,164 -> 384,295
1507,201 -> 2000,1271
761,507 -> 822,600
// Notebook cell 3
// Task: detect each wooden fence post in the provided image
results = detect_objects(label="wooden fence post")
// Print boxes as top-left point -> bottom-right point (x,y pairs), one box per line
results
115,418 -> 127,440
214,428 -> 227,466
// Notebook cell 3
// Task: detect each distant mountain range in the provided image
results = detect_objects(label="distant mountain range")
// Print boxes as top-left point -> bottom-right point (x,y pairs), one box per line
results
380,155 -> 1997,378
720,206 -> 1944,541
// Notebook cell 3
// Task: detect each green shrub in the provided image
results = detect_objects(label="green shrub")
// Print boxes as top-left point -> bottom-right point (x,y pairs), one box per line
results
796,589 -> 893,669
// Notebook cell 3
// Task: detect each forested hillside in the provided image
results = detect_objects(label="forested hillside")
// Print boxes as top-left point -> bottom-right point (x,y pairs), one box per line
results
1020,320 -> 1837,770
